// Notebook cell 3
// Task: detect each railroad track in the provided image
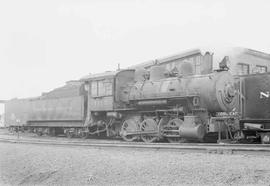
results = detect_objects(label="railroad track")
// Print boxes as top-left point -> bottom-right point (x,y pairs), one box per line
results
0,134 -> 270,156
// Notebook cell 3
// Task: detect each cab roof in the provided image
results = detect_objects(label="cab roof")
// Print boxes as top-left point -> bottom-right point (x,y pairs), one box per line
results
80,69 -> 134,81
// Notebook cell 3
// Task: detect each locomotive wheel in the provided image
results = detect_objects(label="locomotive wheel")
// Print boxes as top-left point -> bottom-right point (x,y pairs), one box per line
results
165,118 -> 183,143
120,119 -> 140,142
140,118 -> 159,143
158,117 -> 170,140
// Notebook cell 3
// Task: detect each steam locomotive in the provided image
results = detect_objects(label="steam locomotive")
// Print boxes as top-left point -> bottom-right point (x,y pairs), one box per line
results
4,64 -> 270,143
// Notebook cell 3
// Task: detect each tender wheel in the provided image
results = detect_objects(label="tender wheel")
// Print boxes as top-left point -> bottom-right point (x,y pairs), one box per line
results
120,119 -> 140,142
140,118 -> 159,143
165,118 -> 183,143
78,129 -> 89,139
66,131 -> 74,138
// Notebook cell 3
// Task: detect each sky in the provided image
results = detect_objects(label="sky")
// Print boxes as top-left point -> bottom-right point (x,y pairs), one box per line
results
0,0 -> 270,104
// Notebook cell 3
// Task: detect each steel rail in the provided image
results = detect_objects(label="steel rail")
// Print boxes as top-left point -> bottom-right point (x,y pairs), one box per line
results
0,135 -> 270,156
1,132 -> 270,147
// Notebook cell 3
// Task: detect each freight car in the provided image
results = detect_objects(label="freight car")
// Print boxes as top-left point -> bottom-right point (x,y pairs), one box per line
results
235,72 -> 270,143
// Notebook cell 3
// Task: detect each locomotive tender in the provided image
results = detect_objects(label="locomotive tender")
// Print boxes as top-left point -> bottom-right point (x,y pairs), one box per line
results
5,81 -> 87,136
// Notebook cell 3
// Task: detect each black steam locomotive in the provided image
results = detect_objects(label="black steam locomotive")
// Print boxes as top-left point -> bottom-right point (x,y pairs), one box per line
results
4,65 -> 270,143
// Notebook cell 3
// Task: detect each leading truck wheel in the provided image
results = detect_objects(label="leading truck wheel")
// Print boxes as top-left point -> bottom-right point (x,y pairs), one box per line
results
120,119 -> 140,142
140,118 -> 159,143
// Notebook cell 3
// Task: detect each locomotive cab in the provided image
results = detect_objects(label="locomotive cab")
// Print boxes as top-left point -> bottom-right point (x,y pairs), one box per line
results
82,69 -> 135,137
83,69 -> 135,111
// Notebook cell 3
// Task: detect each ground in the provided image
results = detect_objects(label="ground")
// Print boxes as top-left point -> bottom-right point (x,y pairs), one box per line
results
0,142 -> 270,186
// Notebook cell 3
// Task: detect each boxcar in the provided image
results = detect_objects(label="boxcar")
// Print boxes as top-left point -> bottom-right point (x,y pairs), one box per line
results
237,72 -> 270,143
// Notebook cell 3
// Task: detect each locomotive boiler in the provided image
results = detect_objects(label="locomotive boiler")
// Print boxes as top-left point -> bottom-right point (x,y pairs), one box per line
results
119,65 -> 237,142
129,66 -> 236,112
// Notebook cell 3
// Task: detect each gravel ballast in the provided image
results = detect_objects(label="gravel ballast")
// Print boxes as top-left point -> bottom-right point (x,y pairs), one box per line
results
0,142 -> 270,186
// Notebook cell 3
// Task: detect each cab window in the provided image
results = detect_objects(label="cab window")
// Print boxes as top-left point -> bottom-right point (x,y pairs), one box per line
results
91,79 -> 113,97
104,79 -> 113,96
98,80 -> 105,96
91,81 -> 98,96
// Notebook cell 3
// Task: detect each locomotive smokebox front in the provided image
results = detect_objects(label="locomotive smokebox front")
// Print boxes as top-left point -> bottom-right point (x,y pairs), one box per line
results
191,71 -> 237,113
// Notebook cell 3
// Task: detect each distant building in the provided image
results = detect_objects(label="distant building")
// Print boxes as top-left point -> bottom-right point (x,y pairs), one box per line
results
129,47 -> 270,75
0,114 -> 4,127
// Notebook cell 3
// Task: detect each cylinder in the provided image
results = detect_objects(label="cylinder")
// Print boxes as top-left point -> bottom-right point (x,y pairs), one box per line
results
179,124 -> 206,140
179,116 -> 206,140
